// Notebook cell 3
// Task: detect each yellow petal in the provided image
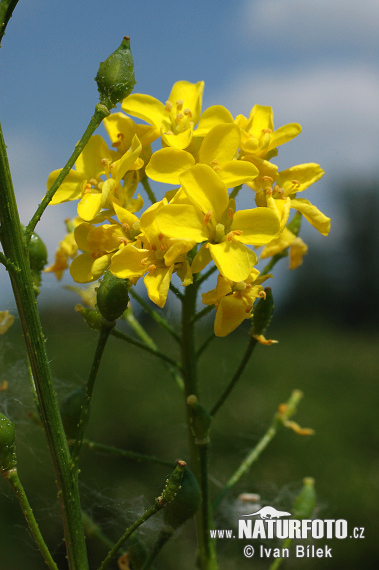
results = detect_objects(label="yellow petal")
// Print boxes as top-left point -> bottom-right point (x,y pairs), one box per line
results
157,204 -> 208,242
252,334 -> 278,345
145,147 -> 195,184
214,296 -> 250,337
217,160 -> 259,187
246,105 -> 274,137
277,163 -> 324,196
77,193 -> 103,222
161,125 -> 194,150
110,244 -> 149,279
191,243 -> 212,273
180,164 -> 229,221
289,237 -> 308,269
122,93 -> 168,129
208,241 -> 252,282
199,123 -> 241,165
144,266 -> 174,308
260,227 -> 296,259
232,208 -> 280,245
269,123 -> 301,151
0,311 -> 15,334
70,252 -> 111,283
195,105 -> 234,137
75,135 -> 116,178
48,169 -> 85,205
291,198 -> 331,235
168,80 -> 204,125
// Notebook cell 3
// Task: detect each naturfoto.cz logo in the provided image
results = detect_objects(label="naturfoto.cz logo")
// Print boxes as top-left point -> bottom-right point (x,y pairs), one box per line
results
209,505 -> 365,561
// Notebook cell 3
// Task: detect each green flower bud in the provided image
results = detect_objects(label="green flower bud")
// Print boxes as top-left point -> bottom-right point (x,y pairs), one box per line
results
95,36 -> 136,110
60,385 -> 86,440
187,395 -> 212,445
0,412 -> 17,473
252,287 -> 274,336
292,477 -> 316,520
28,231 -> 48,273
96,271 -> 129,322
163,465 -> 201,530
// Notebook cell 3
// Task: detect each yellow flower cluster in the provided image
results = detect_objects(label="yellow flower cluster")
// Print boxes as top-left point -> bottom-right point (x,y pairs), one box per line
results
46,80 -> 330,336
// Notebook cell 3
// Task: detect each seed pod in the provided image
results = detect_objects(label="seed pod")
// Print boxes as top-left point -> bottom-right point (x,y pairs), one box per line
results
251,287 -> 274,336
0,412 -> 17,473
163,466 -> 201,530
96,271 -> 129,322
60,385 -> 86,440
95,36 -> 136,110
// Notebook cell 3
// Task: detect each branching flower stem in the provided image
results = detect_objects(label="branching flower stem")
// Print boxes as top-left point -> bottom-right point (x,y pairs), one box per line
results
181,280 -> 218,570
70,321 -> 114,471
210,335 -> 258,417
2,468 -> 58,570
0,120 -> 89,569
129,288 -> 181,342
25,104 -> 110,242
212,390 -> 304,510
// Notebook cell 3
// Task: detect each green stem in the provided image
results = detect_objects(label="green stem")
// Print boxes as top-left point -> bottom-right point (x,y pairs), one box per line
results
210,336 -> 257,417
197,265 -> 217,287
181,282 -> 217,570
98,503 -> 161,570
192,304 -> 213,324
0,0 -> 20,45
0,120 -> 89,569
124,307 -> 184,389
70,321 -> 113,470
212,390 -> 304,510
196,333 -> 215,360
141,175 -> 157,204
25,104 -> 109,241
81,510 -> 120,551
111,327 -> 181,370
229,184 -> 242,200
2,468 -> 58,570
81,439 -> 175,468
0,250 -> 20,273
129,289 -> 181,343
261,249 -> 288,275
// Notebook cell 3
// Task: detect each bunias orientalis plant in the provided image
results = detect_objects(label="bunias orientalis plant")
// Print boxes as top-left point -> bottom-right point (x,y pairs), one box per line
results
0,6 -> 330,570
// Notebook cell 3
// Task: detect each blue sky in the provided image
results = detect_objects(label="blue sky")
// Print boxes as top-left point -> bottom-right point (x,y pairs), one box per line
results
1,0 -> 378,304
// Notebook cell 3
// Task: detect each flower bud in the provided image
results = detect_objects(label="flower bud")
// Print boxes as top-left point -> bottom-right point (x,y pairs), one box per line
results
96,271 -> 129,322
23,228 -> 48,296
251,287 -> 274,336
0,412 -> 17,473
95,36 -> 136,110
187,395 -> 212,445
163,465 -> 201,530
292,477 -> 316,520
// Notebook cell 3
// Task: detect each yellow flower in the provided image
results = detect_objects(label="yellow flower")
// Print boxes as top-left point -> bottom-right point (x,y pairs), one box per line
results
236,104 -> 301,160
45,217 -> 81,280
257,163 -> 330,236
122,80 -> 204,150
146,123 -> 258,187
156,164 -> 280,282
48,134 -> 143,221
202,269 -> 270,337
70,222 -> 126,283
110,200 -> 195,307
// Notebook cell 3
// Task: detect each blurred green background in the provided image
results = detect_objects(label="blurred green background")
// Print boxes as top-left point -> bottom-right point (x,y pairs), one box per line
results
1,186 -> 378,569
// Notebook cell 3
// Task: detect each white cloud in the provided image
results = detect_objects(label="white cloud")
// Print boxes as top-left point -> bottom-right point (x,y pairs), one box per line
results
241,0 -> 379,52
217,63 -> 379,175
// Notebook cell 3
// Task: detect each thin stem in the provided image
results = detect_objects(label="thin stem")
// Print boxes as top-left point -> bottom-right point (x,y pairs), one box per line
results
229,184 -> 242,200
70,321 -> 113,470
192,304 -> 213,324
169,282 -> 184,300
197,265 -> 217,287
0,0 -> 20,45
181,282 -> 217,570
0,250 -> 20,273
111,327 -> 181,370
141,175 -> 157,204
81,510 -> 121,551
129,288 -> 181,343
124,307 -> 184,388
261,249 -> 288,275
0,120 -> 88,569
2,468 -> 58,570
210,336 -> 257,417
98,503 -> 161,570
25,104 -> 109,241
196,333 -> 215,359
212,390 -> 304,510
81,439 -> 175,468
